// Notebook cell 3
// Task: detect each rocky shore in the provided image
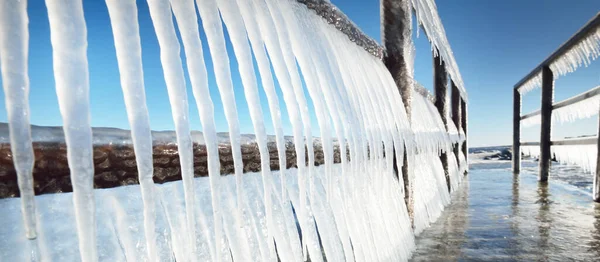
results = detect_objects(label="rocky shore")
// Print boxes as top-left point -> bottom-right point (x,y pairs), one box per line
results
0,141 -> 344,198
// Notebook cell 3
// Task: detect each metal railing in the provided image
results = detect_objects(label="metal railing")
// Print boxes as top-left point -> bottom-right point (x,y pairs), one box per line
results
512,12 -> 600,202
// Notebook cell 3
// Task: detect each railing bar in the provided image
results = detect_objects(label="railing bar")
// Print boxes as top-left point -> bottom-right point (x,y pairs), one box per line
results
520,141 -> 540,146
551,137 -> 598,146
521,138 -> 598,146
515,12 -> 600,89
552,85 -> 600,111
520,110 -> 541,120
518,85 -> 600,121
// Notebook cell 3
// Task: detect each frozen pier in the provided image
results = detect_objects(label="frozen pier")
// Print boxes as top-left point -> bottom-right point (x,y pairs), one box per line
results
412,156 -> 600,261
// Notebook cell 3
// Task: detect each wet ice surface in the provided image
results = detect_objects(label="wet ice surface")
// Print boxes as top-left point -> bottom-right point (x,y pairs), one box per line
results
411,157 -> 600,261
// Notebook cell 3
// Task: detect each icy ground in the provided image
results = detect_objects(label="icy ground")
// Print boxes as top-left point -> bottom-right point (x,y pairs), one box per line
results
470,146 -> 597,195
411,150 -> 600,261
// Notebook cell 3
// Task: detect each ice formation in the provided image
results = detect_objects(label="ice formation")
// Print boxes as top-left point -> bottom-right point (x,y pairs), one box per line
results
0,0 -> 469,261
552,144 -> 597,173
517,25 -> 600,95
521,86 -> 600,127
522,145 -> 541,159
45,0 -> 97,260
0,0 -> 36,240
411,0 -> 467,100
146,0 -> 200,259
105,0 -> 159,260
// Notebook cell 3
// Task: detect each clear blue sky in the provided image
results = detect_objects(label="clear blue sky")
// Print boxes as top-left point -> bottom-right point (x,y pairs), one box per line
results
0,0 -> 599,147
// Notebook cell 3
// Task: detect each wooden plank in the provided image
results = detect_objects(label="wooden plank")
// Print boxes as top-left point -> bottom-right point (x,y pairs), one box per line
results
515,12 -> 600,90
539,66 -> 553,182
513,89 -> 522,173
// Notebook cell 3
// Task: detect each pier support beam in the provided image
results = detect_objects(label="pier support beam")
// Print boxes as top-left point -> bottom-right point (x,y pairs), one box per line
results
461,99 -> 468,172
594,108 -> 600,202
451,81 -> 461,166
382,0 -> 414,221
433,51 -> 451,192
539,66 -> 554,182
513,89 -> 521,174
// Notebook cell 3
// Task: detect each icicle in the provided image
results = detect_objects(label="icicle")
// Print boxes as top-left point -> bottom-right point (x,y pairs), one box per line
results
0,0 -> 37,240
552,144 -> 597,172
44,0 -> 97,260
167,0 -> 227,260
104,0 -> 158,260
233,0 -> 288,206
553,88 -> 600,124
411,0 -> 467,100
521,114 -> 541,127
145,0 -> 198,260
522,145 -> 541,159
550,27 -> 600,79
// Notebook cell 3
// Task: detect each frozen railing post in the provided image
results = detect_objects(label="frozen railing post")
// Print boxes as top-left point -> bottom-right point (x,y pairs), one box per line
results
381,0 -> 414,221
539,66 -> 553,182
596,109 -> 600,202
513,89 -> 521,174
461,98 -> 468,171
433,50 -> 451,192
451,81 -> 461,168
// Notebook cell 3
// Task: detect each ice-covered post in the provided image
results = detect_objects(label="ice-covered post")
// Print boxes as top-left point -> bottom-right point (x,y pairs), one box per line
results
381,0 -> 414,220
451,81 -> 461,167
461,98 -> 468,172
433,51 -> 451,192
594,107 -> 600,202
513,88 -> 521,174
539,66 -> 553,182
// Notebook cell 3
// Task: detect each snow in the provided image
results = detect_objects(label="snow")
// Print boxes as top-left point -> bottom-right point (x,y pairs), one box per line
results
0,0 -> 36,240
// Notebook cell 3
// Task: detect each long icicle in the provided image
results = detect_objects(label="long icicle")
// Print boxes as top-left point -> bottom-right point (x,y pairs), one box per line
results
0,0 -> 37,240
44,0 -> 97,260
167,0 -> 225,261
215,0 -> 281,259
145,0 -> 198,260
104,0 -> 158,261
234,0 -> 288,206
194,0 -> 245,260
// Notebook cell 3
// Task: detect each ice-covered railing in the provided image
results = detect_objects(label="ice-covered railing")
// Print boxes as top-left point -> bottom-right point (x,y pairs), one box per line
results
516,13 -> 600,95
0,0 -> 469,261
411,0 -> 467,100
513,12 -> 600,203
521,85 -> 600,127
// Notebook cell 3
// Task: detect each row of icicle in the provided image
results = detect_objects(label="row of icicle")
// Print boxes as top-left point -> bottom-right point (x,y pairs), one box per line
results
0,0 -> 468,261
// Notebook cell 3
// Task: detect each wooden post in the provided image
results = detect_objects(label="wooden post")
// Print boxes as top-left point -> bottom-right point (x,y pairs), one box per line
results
382,0 -> 414,220
539,66 -> 554,182
451,81 -> 461,165
433,51 -> 450,192
461,99 -> 468,170
594,107 -> 600,202
513,89 -> 521,174
461,99 -> 468,171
